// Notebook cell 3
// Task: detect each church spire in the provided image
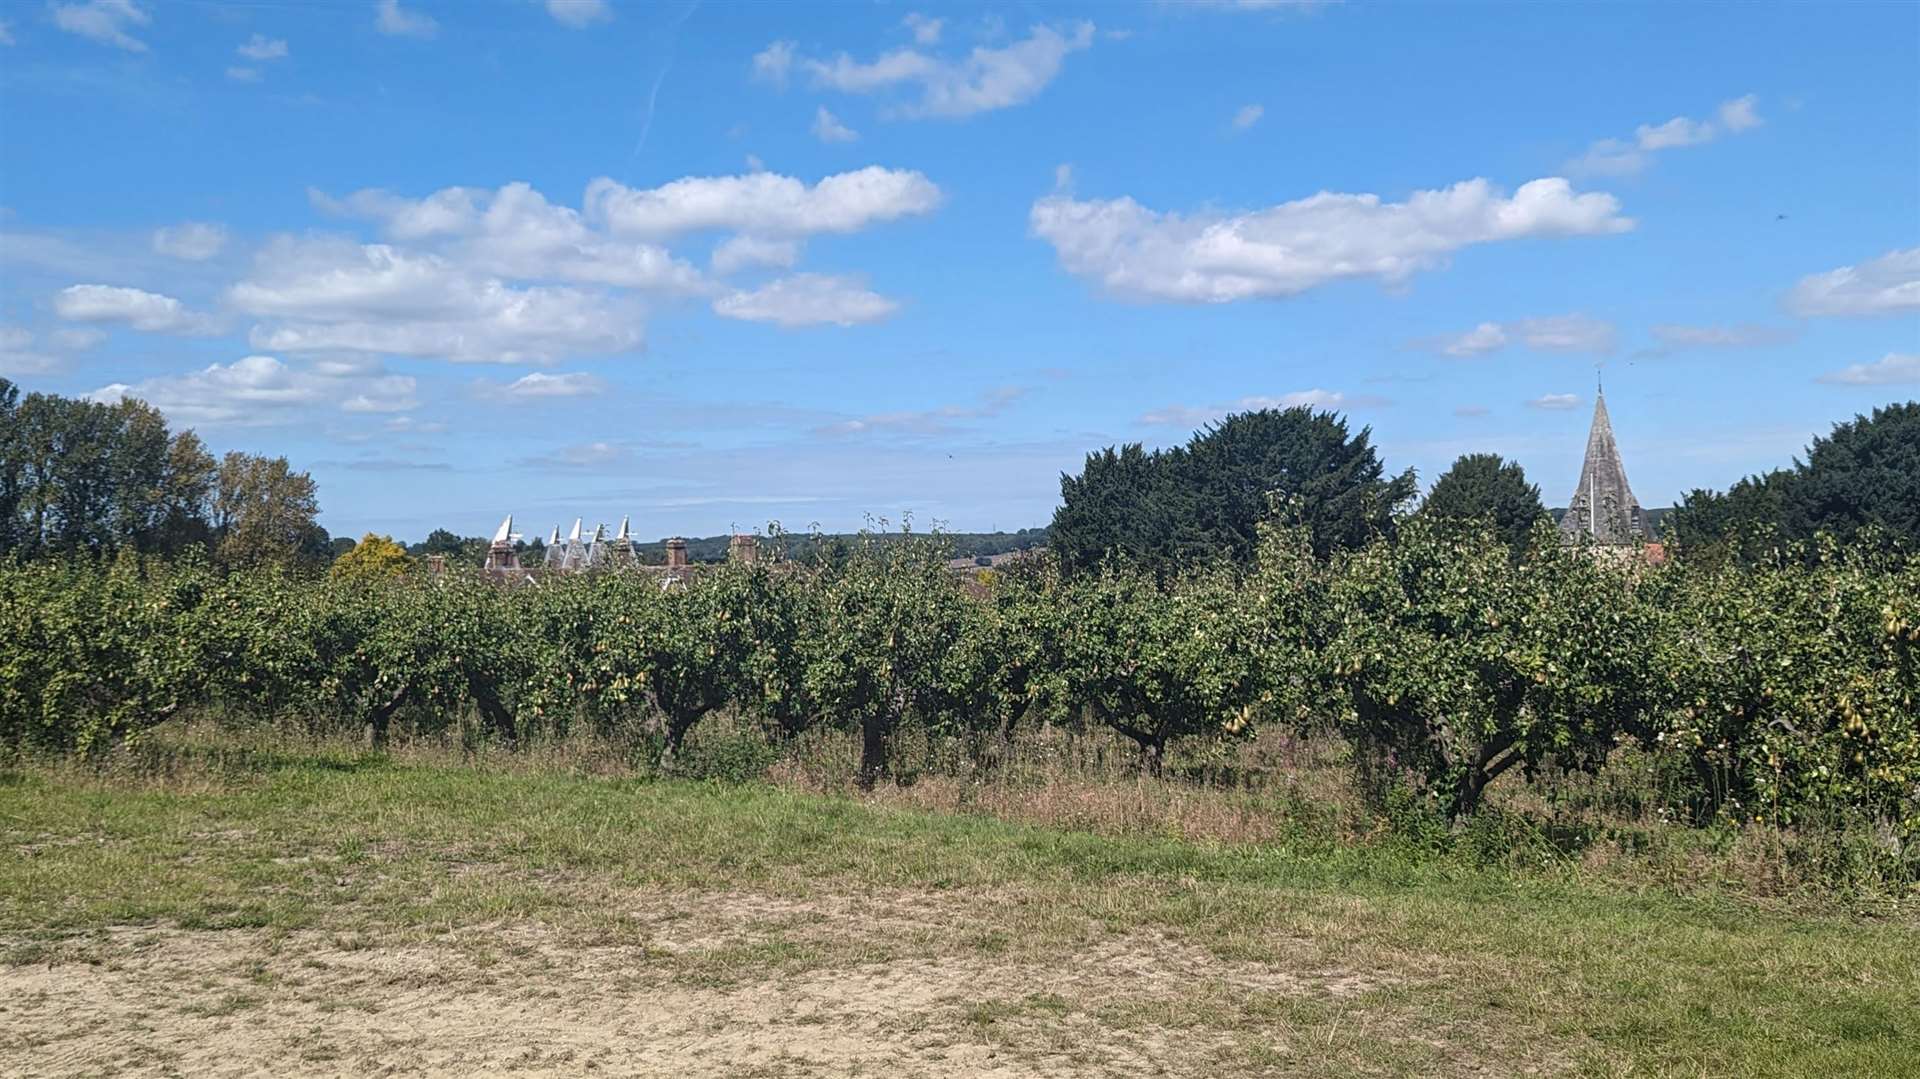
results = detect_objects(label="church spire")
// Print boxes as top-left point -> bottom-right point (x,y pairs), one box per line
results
1559,388 -> 1649,545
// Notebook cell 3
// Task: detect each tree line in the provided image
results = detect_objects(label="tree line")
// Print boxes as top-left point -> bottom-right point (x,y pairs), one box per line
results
1050,402 -> 1919,574
0,378 -> 329,568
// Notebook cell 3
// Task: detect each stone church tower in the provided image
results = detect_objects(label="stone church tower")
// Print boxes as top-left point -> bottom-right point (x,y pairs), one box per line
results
1559,387 -> 1650,545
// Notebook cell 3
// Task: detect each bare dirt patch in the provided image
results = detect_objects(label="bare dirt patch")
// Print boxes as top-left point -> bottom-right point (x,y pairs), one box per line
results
0,889 -> 1425,1078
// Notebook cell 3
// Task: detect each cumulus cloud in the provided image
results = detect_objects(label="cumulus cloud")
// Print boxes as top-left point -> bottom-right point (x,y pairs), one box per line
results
1785,247 -> 1920,317
374,0 -> 437,39
1139,389 -> 1384,427
1816,352 -> 1920,386
1527,393 -> 1581,410
1648,323 -> 1797,348
51,0 -> 149,52
152,221 -> 229,261
476,371 -> 609,401
585,167 -> 940,239
1033,177 -> 1631,303
53,284 -> 222,335
780,22 -> 1094,118
313,181 -> 705,291
229,237 -> 645,364
88,355 -> 416,426
811,106 -> 859,143
545,0 -> 611,29
713,273 -> 899,328
1231,104 -> 1264,131
227,66 -> 261,82
1569,94 -> 1762,176
236,33 -> 288,61
710,234 -> 799,274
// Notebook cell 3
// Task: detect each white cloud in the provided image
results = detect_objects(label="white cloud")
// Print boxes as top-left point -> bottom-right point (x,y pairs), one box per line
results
1649,323 -> 1797,348
818,385 -> 1025,437
0,20 -> 14,46
1139,389 -> 1382,426
1527,393 -> 1581,410
710,234 -> 799,274
1507,314 -> 1616,354
1635,116 -> 1715,151
314,181 -> 706,291
49,327 -> 106,350
1718,94 -> 1763,133
1454,404 -> 1490,417
1816,353 -> 1920,386
229,237 -> 645,364
236,33 -> 288,61
713,273 -> 899,328
1569,94 -> 1762,175
1191,1 -> 1341,10
586,167 -> 941,239
903,13 -> 943,45
374,0 -> 437,40
53,284 -> 221,335
226,66 -> 260,82
1033,177 -> 1631,303
152,221 -> 229,260
790,21 -> 1094,118
477,371 -> 608,401
1435,321 -> 1508,357
0,326 -> 61,376
51,0 -> 149,52
516,440 -> 632,469
88,355 -> 416,426
546,0 -> 610,29
811,106 -> 859,143
752,40 -> 795,87
1785,247 -> 1920,317
1231,104 -> 1264,131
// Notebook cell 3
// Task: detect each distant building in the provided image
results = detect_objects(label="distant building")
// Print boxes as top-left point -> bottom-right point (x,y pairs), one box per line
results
1558,387 -> 1652,547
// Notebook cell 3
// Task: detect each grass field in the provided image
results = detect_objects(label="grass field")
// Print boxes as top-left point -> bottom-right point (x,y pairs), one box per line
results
2,742 -> 1916,1077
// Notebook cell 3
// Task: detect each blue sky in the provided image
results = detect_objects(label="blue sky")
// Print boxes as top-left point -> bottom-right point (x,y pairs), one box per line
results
2,0 -> 1916,543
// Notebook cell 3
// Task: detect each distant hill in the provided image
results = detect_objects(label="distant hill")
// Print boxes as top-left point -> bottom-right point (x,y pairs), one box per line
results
622,527 -> 1050,565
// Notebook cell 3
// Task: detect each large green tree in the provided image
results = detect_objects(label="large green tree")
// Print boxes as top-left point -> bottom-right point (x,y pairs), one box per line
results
1668,401 -> 1919,560
1051,407 -> 1415,574
1420,453 -> 1547,558
213,452 -> 324,569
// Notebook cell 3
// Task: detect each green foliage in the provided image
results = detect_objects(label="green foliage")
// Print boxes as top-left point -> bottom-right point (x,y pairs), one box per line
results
1668,400 -> 1920,561
1420,453 -> 1547,558
328,533 -> 413,581
1051,406 -> 1415,574
2,515 -> 1915,844
1311,517 -> 1663,819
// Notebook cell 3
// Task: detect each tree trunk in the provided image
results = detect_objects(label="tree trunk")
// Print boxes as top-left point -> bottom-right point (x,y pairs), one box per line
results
468,678 -> 518,746
857,713 -> 891,791
364,686 -> 408,749
1451,737 -> 1521,821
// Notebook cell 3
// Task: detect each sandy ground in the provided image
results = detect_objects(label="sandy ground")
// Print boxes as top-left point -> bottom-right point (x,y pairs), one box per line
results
0,892 -> 1395,1078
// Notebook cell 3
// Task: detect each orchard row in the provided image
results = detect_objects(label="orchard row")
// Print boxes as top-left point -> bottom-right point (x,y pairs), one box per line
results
2,519 -> 1914,831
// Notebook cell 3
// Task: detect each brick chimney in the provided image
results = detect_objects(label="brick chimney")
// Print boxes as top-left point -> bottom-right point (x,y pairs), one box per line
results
665,537 -> 689,569
728,534 -> 759,564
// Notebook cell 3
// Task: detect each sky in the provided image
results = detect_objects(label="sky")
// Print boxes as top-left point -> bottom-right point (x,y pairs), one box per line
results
2,0 -> 1917,545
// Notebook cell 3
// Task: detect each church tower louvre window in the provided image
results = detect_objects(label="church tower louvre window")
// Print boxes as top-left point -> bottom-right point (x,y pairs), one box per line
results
1558,384 -> 1650,546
